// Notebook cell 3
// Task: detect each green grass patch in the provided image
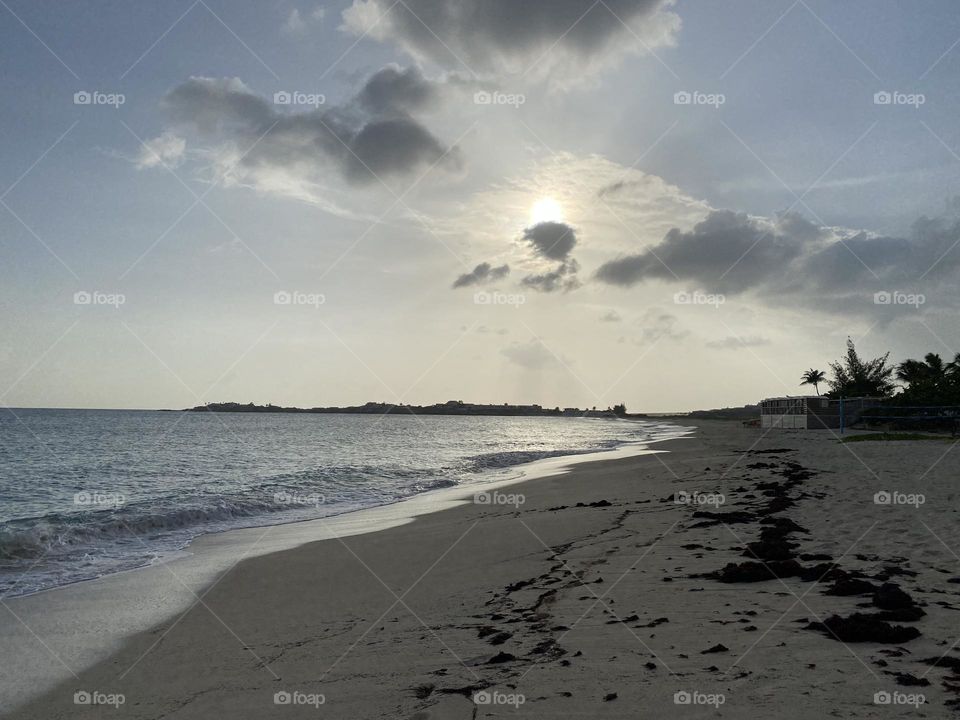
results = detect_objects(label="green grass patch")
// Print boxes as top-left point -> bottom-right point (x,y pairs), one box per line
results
841,432 -> 954,443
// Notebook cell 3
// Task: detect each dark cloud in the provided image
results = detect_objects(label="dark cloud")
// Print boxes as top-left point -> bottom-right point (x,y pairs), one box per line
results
521,259 -> 581,293
595,209 -> 960,316
355,65 -> 438,115
518,222 -> 581,292
706,335 -> 771,350
600,310 -> 622,322
161,69 -> 461,187
595,210 -> 815,292
597,179 -> 638,198
166,77 -> 274,134
342,0 -> 677,77
345,118 -> 451,182
523,221 -> 577,261
452,262 -> 510,288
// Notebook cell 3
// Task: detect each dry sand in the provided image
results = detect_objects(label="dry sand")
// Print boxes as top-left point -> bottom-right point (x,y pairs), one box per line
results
7,419 -> 960,718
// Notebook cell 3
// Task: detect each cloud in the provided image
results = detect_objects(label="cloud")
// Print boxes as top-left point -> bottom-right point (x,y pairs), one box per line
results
517,221 -> 581,292
428,154 -> 708,305
635,309 -> 687,343
706,335 -> 771,350
452,262 -> 510,288
164,76 -> 273,133
282,6 -> 325,35
474,325 -> 509,335
152,68 -> 462,196
594,209 -> 960,316
341,0 -> 680,82
135,131 -> 186,169
501,339 -> 559,369
283,8 -> 306,34
595,210 -> 819,291
523,221 -> 577,261
521,259 -> 581,293
356,64 -> 441,114
600,310 -> 622,322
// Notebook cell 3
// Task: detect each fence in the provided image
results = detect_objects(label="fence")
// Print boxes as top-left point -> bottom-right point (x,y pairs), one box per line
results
855,405 -> 960,435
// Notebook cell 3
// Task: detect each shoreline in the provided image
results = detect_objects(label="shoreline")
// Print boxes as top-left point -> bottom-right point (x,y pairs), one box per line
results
8,421 -> 691,602
9,419 -> 960,718
0,424 -> 692,713
0,413 -> 676,600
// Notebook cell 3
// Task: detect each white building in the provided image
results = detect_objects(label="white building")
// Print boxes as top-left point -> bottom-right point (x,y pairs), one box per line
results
759,396 -> 831,429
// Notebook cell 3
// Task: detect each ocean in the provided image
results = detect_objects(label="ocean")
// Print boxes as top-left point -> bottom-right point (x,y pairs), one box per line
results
0,409 -> 683,597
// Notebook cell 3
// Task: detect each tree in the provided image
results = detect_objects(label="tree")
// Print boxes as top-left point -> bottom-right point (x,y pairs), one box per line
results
612,403 -> 627,416
897,353 -> 945,399
800,369 -> 826,395
826,339 -> 895,398
947,353 -> 960,381
948,354 -> 960,403
899,352 -> 960,403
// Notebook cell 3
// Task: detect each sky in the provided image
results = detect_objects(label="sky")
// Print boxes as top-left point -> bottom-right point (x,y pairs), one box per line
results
2,0 -> 960,412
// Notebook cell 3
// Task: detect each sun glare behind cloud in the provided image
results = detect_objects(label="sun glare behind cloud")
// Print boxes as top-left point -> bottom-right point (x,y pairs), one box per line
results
530,197 -> 564,225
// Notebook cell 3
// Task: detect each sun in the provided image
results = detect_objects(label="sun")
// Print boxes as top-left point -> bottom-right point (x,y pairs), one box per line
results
529,197 -> 563,225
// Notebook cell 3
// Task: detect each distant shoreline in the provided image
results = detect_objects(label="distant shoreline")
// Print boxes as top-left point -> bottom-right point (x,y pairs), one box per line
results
183,400 -> 761,420
4,404 -> 761,418
185,400 -> 636,419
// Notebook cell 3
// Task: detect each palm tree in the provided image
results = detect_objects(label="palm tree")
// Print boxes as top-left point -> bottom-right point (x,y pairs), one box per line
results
898,353 -> 951,401
800,369 -> 826,395
947,353 -> 960,379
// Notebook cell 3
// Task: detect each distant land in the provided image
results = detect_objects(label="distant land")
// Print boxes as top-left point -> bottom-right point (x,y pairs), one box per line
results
186,400 -> 633,418
184,400 -> 762,420
687,404 -> 759,421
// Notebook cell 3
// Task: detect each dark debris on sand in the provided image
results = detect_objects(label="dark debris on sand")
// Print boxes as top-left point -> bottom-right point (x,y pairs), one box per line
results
805,613 -> 921,644
672,447 -> 947,704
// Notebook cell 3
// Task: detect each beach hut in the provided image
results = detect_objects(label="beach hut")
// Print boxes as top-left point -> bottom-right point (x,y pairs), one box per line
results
759,396 -> 885,430
759,396 -> 830,429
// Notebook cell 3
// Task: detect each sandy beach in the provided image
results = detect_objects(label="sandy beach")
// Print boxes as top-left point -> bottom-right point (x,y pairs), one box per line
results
6,419 -> 960,718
